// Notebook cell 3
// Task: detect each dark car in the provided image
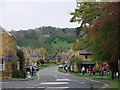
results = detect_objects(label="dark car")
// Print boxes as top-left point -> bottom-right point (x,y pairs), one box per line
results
25,66 -> 31,71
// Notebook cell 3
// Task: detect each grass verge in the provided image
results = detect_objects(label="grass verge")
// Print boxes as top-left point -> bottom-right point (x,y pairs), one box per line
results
34,65 -> 50,76
39,65 -> 50,70
57,68 -> 119,88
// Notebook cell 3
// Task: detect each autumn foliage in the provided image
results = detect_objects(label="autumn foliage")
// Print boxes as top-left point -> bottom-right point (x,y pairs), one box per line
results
88,2 -> 120,79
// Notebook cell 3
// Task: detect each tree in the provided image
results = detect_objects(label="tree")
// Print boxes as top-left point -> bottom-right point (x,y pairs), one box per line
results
37,59 -> 45,66
88,2 -> 120,79
17,49 -> 25,71
70,2 -> 105,37
70,56 -> 82,72
72,35 -> 92,51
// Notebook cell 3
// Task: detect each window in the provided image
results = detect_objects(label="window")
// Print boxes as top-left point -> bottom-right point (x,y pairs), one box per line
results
0,59 -> 4,71
85,55 -> 89,59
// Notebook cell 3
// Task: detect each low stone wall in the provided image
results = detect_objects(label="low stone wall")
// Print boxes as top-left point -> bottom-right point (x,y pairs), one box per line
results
2,71 -> 12,80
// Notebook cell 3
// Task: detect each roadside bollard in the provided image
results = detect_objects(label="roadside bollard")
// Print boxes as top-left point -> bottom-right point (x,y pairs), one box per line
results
90,83 -> 93,90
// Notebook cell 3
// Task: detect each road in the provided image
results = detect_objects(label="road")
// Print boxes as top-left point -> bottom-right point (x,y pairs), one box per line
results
1,66 -> 105,90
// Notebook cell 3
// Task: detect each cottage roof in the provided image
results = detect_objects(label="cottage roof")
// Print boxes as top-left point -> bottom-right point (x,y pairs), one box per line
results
55,49 -> 74,60
45,55 -> 55,60
0,26 -> 16,39
57,54 -> 67,59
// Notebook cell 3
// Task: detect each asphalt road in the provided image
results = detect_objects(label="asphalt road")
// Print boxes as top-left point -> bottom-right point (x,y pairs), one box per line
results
1,66 -> 105,90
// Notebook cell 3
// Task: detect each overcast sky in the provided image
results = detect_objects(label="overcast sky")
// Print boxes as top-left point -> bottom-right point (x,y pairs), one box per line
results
0,0 -> 78,31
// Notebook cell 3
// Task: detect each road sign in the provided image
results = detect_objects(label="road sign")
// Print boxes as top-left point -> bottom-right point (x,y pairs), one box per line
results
5,56 -> 10,60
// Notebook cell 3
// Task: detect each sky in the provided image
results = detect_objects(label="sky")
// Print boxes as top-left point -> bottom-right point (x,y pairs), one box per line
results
0,0 -> 78,31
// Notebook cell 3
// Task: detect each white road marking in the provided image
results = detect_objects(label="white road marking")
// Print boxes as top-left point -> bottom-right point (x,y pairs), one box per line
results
0,82 -> 11,83
56,79 -> 71,81
90,80 -> 100,83
54,75 -> 58,79
25,87 -> 36,88
47,87 -> 69,89
40,82 -> 69,85
80,81 -> 85,84
36,87 -> 45,88
25,87 -> 45,88
102,83 -> 109,88
86,78 -> 109,88
55,75 -> 71,81
3,87 -> 45,88
77,81 -> 85,84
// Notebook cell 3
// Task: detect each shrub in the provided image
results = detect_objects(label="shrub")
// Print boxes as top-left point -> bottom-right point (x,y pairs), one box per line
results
12,69 -> 22,78
70,56 -> 82,73
37,59 -> 45,65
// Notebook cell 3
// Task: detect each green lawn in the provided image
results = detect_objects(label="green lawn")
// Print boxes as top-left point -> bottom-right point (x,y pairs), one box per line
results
34,65 -> 50,76
57,68 -> 63,72
51,38 -> 71,49
39,65 -> 50,70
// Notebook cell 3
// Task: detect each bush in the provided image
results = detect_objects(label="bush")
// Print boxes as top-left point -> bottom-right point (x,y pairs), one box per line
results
12,69 -> 22,78
40,60 -> 45,65
70,56 -> 82,73
37,59 -> 45,65
45,61 -> 56,64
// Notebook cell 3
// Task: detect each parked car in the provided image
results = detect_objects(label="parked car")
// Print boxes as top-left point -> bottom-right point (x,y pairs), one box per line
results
58,65 -> 64,69
103,66 -> 109,71
25,66 -> 31,71
58,63 -> 65,69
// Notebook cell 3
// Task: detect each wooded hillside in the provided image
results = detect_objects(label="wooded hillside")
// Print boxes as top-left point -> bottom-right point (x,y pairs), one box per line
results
10,26 -> 76,54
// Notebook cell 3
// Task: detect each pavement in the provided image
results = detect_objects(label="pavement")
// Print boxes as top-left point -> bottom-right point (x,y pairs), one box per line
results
1,74 -> 39,82
1,66 -> 107,90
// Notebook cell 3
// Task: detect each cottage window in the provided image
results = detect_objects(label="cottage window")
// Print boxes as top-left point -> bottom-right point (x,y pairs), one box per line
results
85,55 -> 89,59
0,59 -> 4,71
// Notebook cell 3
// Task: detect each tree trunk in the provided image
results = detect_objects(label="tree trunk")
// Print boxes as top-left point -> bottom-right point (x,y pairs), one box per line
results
111,70 -> 114,80
74,62 -> 78,72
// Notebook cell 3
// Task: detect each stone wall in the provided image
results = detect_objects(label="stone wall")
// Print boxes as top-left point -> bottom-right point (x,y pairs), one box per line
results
0,27 -> 19,79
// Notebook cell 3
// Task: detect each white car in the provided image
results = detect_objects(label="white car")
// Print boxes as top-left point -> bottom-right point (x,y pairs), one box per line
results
58,65 -> 64,69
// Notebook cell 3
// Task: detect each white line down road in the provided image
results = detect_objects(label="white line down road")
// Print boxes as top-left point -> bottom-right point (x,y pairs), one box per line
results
46,87 -> 69,89
40,82 -> 69,85
56,79 -> 71,81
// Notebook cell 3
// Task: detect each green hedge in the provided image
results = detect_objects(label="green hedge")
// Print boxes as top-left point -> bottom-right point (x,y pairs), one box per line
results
12,69 -> 22,78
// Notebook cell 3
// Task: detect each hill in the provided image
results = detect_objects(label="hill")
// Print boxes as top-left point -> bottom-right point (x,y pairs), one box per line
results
10,26 -> 76,54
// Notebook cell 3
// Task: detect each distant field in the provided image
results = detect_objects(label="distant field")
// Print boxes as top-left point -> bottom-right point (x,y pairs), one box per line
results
51,38 -> 71,49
